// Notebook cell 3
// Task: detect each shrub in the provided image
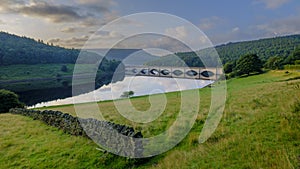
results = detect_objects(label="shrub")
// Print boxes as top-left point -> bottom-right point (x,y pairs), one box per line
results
292,99 -> 300,114
294,60 -> 300,65
60,65 -> 68,72
0,89 -> 24,113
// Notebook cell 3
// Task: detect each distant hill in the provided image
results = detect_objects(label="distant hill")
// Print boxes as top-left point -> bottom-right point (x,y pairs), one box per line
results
0,32 -> 159,66
0,32 -> 126,101
146,34 -> 300,67
0,32 -> 81,65
89,49 -> 160,65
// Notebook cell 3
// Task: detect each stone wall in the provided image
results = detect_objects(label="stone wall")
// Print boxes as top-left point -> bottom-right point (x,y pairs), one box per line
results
9,108 -> 143,157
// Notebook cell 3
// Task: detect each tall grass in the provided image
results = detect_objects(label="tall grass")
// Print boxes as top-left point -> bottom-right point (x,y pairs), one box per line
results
2,70 -> 300,168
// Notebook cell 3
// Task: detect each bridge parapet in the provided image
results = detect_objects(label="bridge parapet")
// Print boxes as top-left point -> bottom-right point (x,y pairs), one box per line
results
125,66 -> 223,80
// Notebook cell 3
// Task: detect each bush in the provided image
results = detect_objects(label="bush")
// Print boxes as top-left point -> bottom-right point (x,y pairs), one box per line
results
235,54 -> 263,76
292,100 -> 300,114
294,60 -> 300,65
284,65 -> 300,70
0,89 -> 24,113
60,65 -> 68,72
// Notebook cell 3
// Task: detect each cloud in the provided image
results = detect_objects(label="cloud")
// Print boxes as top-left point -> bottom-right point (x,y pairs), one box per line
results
48,35 -> 89,48
256,15 -> 300,35
208,14 -> 300,45
19,1 -> 86,23
48,30 -> 124,48
254,0 -> 290,9
48,38 -> 60,44
165,26 -> 187,40
61,27 -> 77,33
232,27 -> 240,32
199,16 -> 224,31
0,0 -> 118,26
0,0 -> 25,13
76,0 -> 117,13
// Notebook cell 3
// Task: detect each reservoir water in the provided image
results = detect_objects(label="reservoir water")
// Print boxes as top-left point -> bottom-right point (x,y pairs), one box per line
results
30,76 -> 213,108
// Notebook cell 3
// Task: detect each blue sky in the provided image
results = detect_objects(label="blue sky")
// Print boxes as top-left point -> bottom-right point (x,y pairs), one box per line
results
0,0 -> 299,49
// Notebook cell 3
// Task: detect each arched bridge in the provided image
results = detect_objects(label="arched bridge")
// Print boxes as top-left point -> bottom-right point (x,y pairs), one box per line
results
125,66 -> 223,80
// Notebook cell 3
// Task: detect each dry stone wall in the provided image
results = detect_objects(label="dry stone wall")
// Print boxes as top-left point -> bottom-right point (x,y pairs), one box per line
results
9,108 -> 143,157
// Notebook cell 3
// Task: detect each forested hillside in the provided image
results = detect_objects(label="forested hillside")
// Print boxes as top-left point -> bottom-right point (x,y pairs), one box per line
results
0,32 -> 81,65
0,32 -> 126,105
147,34 -> 300,67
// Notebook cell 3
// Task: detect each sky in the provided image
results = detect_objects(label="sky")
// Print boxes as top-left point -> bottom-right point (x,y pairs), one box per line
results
0,0 -> 299,50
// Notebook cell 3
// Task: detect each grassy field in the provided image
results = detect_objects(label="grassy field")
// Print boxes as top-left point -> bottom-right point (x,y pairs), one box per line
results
0,64 -> 96,81
1,70 -> 300,168
0,64 -> 97,92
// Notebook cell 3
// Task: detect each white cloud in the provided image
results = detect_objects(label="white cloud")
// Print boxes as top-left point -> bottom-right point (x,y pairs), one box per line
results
208,14 -> 300,45
165,26 -> 187,40
256,15 -> 300,35
48,30 -> 124,48
232,27 -> 240,32
61,27 -> 77,33
199,16 -> 224,31
254,0 -> 290,9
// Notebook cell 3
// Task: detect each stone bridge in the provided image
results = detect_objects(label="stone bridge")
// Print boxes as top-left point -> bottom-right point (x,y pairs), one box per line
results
125,66 -> 223,80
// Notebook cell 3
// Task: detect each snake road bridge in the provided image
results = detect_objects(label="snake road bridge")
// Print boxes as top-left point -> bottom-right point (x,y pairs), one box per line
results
125,66 -> 223,80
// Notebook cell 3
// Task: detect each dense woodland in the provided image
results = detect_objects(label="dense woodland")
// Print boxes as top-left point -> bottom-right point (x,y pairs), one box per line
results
0,32 -> 125,105
0,32 -> 79,65
0,32 -> 125,66
147,34 -> 300,67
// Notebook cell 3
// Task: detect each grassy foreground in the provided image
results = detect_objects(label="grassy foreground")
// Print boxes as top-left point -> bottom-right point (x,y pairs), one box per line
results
1,71 -> 300,168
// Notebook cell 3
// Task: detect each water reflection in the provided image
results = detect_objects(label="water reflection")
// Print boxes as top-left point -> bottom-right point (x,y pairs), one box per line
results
30,76 -> 213,108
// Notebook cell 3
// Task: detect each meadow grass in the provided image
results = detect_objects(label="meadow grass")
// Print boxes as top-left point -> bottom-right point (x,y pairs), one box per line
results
0,64 -> 95,81
1,70 -> 300,168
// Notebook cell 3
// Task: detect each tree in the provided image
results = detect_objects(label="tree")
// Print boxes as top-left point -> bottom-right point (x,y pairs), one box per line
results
60,65 -> 68,72
120,91 -> 134,98
264,56 -> 283,70
235,54 -> 262,76
0,89 -> 24,113
284,48 -> 300,64
223,61 -> 236,74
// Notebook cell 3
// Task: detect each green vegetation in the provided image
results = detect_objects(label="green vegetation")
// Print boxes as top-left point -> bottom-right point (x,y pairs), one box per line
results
264,56 -> 284,70
285,47 -> 300,64
284,64 -> 300,70
0,63 -> 122,92
147,35 -> 300,67
0,31 -> 124,93
1,32 -> 300,168
10,71 -> 295,168
0,32 -> 79,65
0,89 -> 24,113
0,114 -> 140,168
235,54 -> 262,76
120,91 -> 135,98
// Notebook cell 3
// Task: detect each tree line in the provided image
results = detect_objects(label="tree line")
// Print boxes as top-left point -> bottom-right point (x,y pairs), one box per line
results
146,34 -> 300,68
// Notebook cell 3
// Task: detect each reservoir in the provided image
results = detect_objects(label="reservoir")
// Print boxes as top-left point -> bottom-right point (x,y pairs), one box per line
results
30,76 -> 213,108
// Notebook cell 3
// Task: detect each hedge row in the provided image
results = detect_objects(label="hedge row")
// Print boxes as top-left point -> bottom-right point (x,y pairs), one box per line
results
9,108 -> 143,157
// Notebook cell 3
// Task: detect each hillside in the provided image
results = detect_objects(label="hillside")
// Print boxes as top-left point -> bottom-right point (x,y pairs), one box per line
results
0,32 -> 127,105
0,32 -> 159,66
147,34 -> 300,67
0,32 -> 80,65
1,71 -> 299,168
90,49 -> 160,65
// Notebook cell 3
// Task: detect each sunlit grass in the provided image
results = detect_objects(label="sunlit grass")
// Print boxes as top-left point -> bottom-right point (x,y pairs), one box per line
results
4,70 -> 300,168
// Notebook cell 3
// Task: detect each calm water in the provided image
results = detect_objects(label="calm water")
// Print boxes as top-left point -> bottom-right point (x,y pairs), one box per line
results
30,76 -> 213,108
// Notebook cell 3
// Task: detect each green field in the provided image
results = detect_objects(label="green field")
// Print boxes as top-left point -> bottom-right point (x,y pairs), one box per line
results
1,71 -> 300,168
0,64 -> 106,92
